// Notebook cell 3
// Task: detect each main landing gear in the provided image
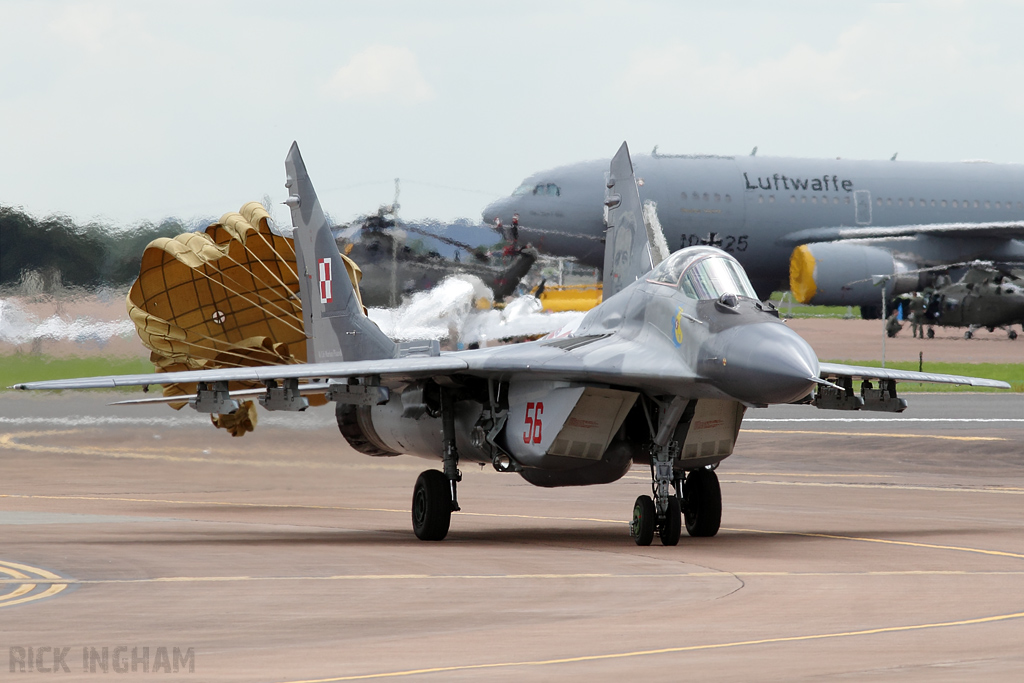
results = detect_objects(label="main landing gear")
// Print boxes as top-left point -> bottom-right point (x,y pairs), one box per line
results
412,389 -> 461,541
683,467 -> 722,537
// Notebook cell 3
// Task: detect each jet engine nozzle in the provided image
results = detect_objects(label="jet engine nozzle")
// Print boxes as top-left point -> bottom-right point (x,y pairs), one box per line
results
703,323 -> 820,405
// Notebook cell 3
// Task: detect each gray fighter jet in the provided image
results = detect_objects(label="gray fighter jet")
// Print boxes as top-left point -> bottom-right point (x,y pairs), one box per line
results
12,142 -> 1009,546
482,150 -> 1024,317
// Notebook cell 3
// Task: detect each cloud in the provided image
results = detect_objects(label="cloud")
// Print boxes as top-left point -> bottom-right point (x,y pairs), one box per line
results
323,45 -> 434,104
48,2 -> 142,55
620,16 -> 1002,111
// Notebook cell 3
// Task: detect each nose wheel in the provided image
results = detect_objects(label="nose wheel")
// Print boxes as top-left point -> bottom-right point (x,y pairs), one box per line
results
630,493 -> 682,546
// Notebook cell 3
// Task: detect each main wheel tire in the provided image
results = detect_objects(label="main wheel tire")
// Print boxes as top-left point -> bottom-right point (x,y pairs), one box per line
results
684,468 -> 722,537
631,495 -> 656,546
659,496 -> 682,546
1009,329 -> 1018,340
965,330 -> 974,339
927,328 -> 935,339
412,470 -> 452,541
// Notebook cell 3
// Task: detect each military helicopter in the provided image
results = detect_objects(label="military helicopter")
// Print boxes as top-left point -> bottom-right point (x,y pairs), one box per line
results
336,203 -> 537,308
902,263 -> 1024,339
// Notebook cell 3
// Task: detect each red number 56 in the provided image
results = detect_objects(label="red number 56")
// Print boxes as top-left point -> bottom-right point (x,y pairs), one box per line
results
523,402 -> 543,444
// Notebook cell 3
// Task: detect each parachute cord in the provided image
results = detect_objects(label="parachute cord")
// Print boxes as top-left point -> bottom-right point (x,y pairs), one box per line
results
253,230 -> 299,282
145,334 -> 302,369
194,263 -> 308,339
227,238 -> 302,305
203,254 -> 304,323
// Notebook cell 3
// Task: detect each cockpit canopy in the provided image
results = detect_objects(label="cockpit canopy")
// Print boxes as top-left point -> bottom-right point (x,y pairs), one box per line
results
513,182 -> 561,197
648,248 -> 758,300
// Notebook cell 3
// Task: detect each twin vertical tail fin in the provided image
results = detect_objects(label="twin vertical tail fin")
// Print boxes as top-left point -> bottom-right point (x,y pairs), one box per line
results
285,142 -> 397,363
602,142 -> 655,300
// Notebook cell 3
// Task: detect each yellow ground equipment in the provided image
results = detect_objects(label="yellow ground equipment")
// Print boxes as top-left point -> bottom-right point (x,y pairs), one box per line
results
538,283 -> 603,312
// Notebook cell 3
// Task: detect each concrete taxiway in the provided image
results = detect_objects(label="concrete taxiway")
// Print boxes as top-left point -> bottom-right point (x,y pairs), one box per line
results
1,391 -> 1023,681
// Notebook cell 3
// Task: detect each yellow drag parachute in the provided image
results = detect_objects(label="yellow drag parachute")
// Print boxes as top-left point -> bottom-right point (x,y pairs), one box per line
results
127,202 -> 364,435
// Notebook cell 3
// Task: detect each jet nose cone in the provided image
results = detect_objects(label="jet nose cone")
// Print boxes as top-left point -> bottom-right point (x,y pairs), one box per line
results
482,197 -> 510,226
704,323 -> 819,405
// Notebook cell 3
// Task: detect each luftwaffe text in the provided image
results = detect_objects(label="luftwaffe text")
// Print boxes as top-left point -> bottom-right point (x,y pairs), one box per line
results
743,173 -> 854,193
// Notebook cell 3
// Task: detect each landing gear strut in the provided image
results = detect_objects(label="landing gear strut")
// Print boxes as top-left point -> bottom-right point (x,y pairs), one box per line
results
412,388 -> 461,541
631,397 -> 692,546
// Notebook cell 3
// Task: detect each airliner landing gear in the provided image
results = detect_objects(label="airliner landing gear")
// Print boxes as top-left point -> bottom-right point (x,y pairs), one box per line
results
683,467 -> 721,537
412,470 -> 451,541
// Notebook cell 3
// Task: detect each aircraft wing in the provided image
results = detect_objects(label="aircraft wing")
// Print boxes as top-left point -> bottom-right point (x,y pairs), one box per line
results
819,362 -> 1010,389
11,335 -> 698,396
780,220 -> 1024,246
10,356 -> 469,391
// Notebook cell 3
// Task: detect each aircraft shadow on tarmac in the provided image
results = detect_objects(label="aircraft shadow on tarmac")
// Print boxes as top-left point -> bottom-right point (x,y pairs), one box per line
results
66,523 -> 999,549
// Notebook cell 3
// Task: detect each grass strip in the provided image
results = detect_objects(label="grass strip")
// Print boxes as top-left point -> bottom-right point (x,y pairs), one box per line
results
0,354 -> 153,391
825,360 -> 1023,393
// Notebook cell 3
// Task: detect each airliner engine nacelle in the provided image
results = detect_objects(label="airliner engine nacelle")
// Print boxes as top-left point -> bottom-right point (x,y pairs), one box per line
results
789,243 -> 925,309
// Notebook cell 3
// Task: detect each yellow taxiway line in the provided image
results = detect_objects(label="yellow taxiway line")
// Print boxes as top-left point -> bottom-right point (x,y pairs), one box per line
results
276,609 -> 1024,682
0,560 -> 68,609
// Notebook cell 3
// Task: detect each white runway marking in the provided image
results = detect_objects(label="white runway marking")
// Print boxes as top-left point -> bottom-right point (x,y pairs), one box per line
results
745,417 -> 1024,423
0,414 -> 329,428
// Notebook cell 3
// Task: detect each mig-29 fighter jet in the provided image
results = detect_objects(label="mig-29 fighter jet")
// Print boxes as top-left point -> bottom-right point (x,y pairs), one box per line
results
13,142 -> 1010,546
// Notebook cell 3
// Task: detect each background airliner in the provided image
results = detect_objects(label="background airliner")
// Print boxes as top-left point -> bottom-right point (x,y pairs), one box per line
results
482,149 -> 1024,316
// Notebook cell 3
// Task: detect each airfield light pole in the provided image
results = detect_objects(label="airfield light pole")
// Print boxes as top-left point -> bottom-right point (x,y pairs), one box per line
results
871,274 -> 892,369
881,281 -> 887,368
391,178 -> 400,308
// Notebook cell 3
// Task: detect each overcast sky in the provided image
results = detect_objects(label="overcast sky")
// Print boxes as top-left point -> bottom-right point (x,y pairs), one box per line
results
3,1 -> 1024,229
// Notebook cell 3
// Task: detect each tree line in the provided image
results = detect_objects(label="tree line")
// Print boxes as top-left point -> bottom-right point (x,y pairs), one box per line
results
0,206 -> 203,290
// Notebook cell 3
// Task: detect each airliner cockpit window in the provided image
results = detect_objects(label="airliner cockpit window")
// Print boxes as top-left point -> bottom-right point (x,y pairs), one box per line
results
684,257 -> 758,300
512,184 -> 534,196
533,183 -> 560,196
